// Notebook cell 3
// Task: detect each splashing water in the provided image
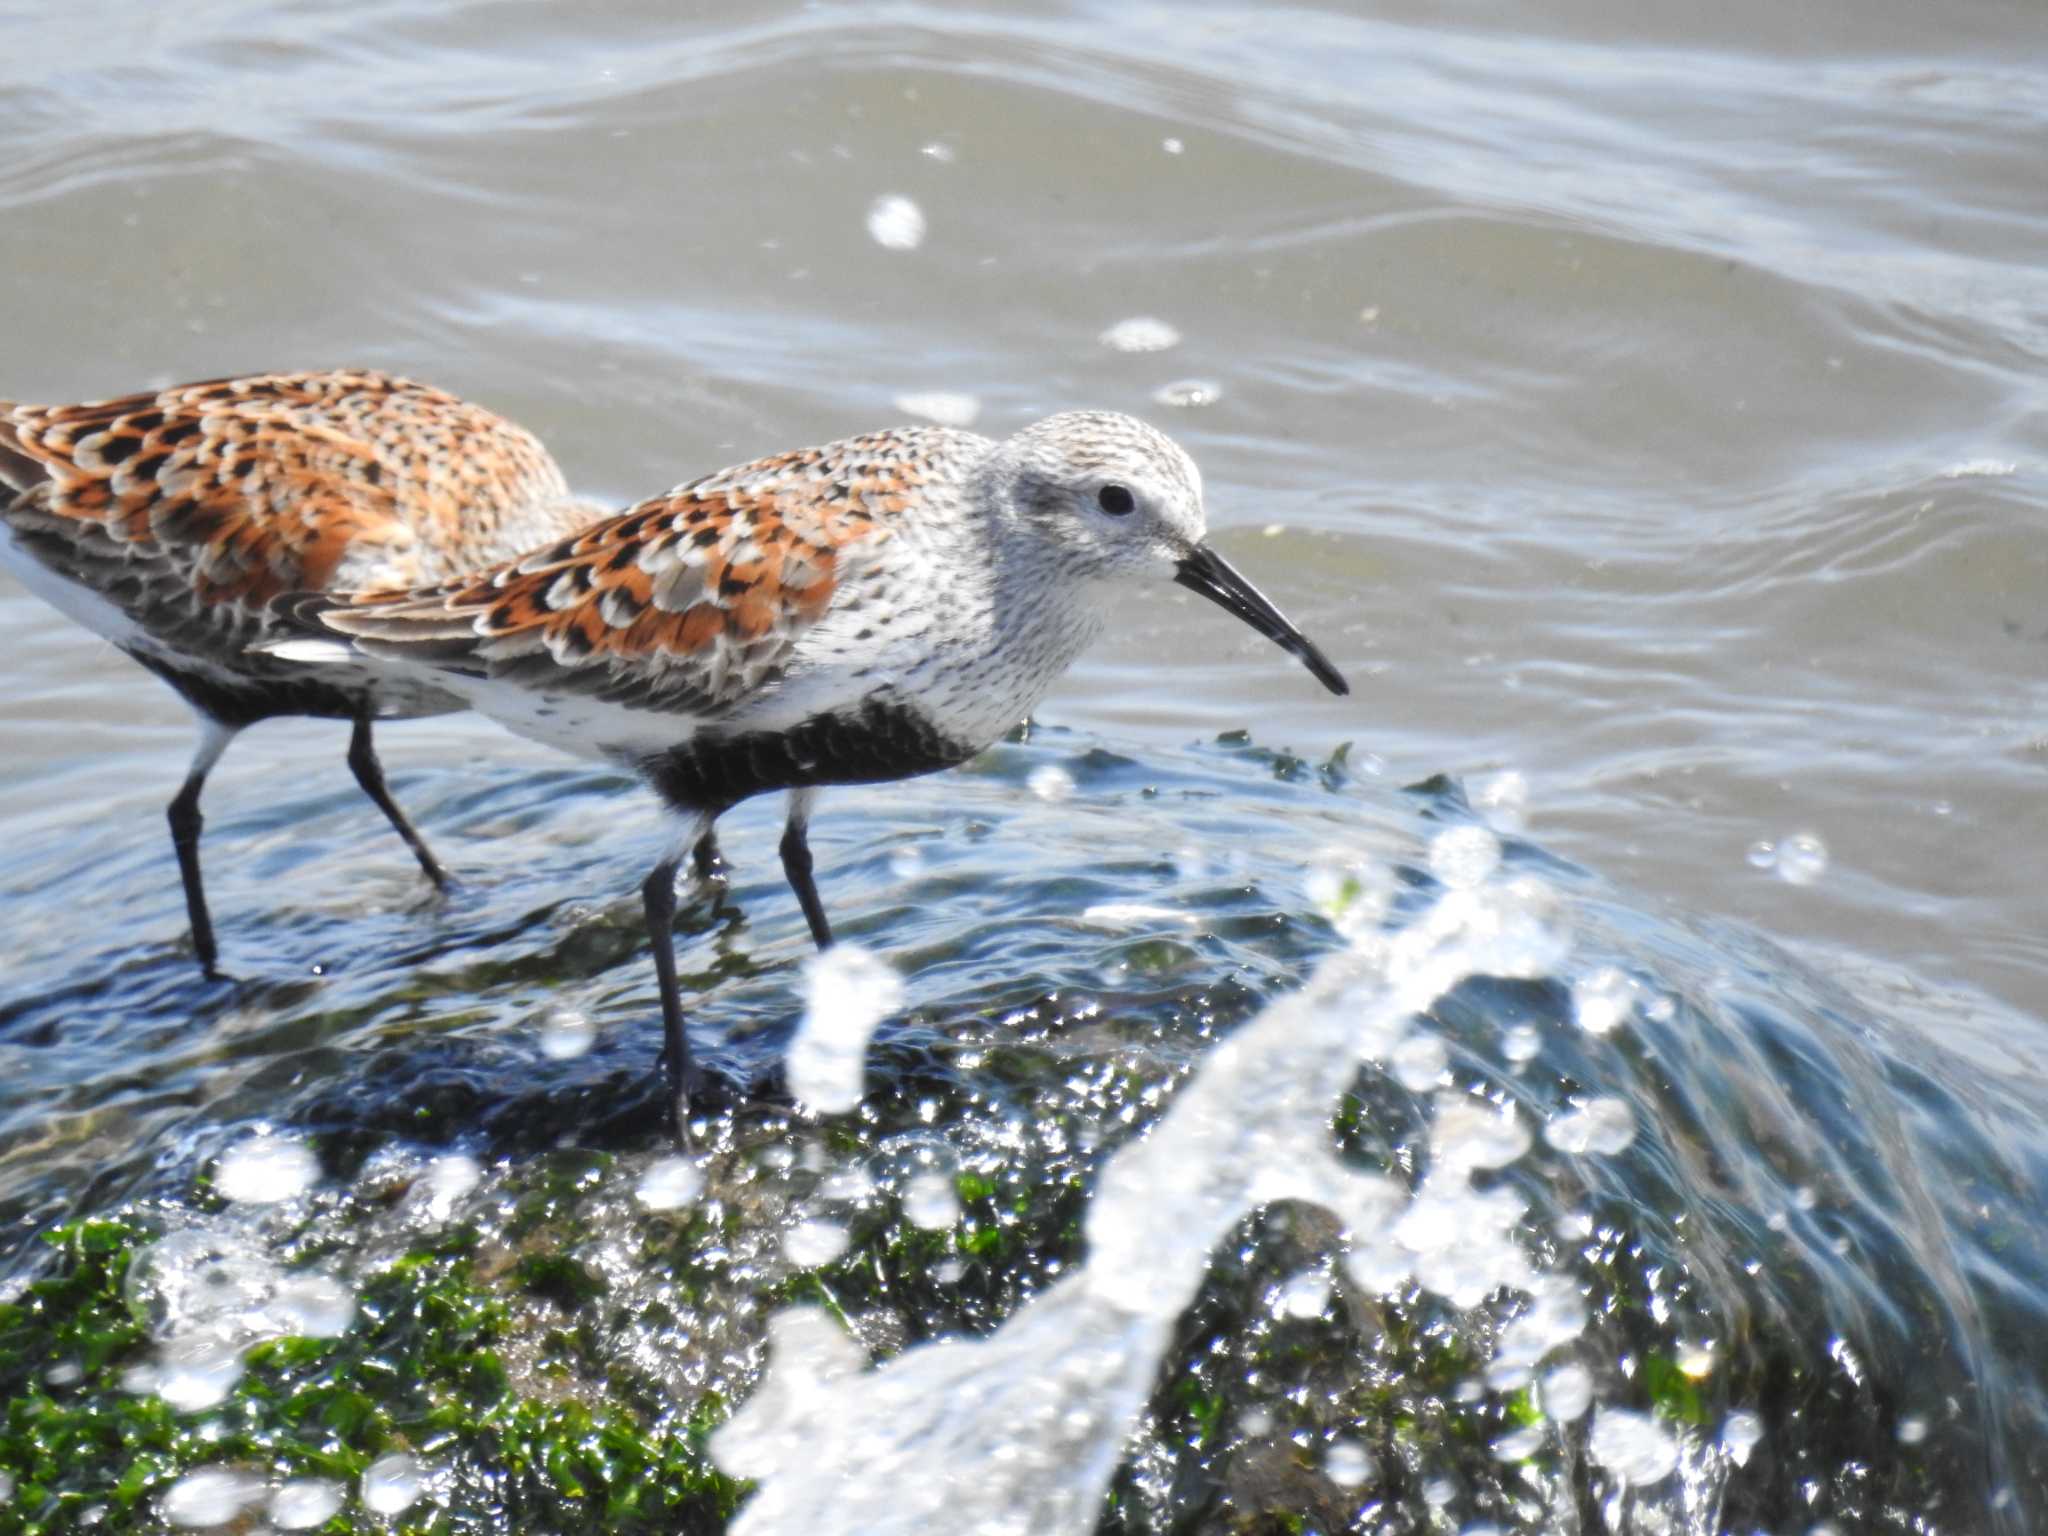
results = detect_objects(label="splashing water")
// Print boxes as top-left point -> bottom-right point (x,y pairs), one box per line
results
711,822 -> 1580,1532
787,946 -> 905,1114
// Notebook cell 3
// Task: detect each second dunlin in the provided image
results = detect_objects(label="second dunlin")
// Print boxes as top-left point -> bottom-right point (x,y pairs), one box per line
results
278,410 -> 1348,1129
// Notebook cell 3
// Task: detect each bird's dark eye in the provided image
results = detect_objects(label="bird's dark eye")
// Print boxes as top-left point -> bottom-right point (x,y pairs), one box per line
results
1097,483 -> 1136,516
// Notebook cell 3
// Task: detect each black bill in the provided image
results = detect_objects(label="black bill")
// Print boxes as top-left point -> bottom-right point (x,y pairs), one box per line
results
1174,543 -> 1350,697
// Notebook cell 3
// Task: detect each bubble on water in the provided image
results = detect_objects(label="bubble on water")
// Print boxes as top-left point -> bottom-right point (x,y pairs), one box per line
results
1897,1413 -> 1929,1445
1026,764 -> 1075,802
153,1335 -> 246,1412
887,843 -> 926,879
1099,316 -> 1180,353
1746,839 -> 1777,870
214,1134 -> 319,1205
269,1479 -> 344,1530
1776,832 -> 1828,886
1152,378 -> 1220,408
1503,1024 -> 1542,1064
361,1452 -> 423,1517
162,1467 -> 266,1527
637,1155 -> 705,1212
899,1171 -> 961,1230
538,1007 -> 596,1060
1468,769 -> 1529,833
1390,1031 -> 1448,1092
784,1218 -> 851,1269
1544,1097 -> 1636,1156
1274,1270 -> 1331,1319
1589,1407 -> 1678,1486
1161,136 -> 1184,154
1539,1360 -> 1594,1421
273,1273 -> 354,1339
1429,825 -> 1501,890
1324,1438 -> 1373,1488
865,194 -> 925,250
1571,967 -> 1637,1036
894,390 -> 980,428
1721,1408 -> 1765,1465
422,1154 -> 481,1221
1492,1424 -> 1546,1460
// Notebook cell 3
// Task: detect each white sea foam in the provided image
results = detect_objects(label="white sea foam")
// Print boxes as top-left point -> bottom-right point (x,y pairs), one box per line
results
713,824 -> 1592,1533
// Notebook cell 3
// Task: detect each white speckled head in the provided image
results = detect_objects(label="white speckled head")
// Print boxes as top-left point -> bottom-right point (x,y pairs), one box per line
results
985,411 -> 1207,580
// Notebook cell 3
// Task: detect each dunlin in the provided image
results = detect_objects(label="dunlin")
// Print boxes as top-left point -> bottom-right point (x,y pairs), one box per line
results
0,369 -> 600,974
287,411 -> 1347,1125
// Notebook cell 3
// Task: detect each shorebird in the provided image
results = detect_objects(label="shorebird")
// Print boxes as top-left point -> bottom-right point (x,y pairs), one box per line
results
0,369 -> 600,975
284,411 -> 1347,1126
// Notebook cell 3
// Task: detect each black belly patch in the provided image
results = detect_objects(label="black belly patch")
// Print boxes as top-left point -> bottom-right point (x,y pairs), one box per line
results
639,699 -> 975,813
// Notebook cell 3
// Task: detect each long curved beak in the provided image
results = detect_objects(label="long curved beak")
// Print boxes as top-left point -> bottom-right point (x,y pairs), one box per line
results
1174,544 -> 1349,696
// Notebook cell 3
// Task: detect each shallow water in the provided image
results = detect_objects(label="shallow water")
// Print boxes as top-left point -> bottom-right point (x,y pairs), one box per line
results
1,1 -> 2046,1532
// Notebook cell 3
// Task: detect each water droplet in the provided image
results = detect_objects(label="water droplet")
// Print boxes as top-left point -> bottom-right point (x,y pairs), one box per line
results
1543,1097 -> 1636,1156
1422,1475 -> 1457,1506
214,1135 -> 319,1205
422,1154 -> 481,1221
1026,764 -> 1076,802
788,945 -> 905,1114
866,194 -> 926,250
360,1451 -> 423,1517
1275,1270 -> 1331,1319
901,1171 -> 960,1230
920,141 -> 956,163
783,1218 -> 850,1269
1721,1408 -> 1765,1465
538,1007 -> 596,1060
1571,967 -> 1636,1036
1161,136 -> 1184,154
1745,838 -> 1777,870
893,390 -> 979,427
44,1359 -> 81,1386
1431,1095 -> 1530,1171
162,1468 -> 266,1527
1492,1424 -> 1546,1460
270,1479 -> 344,1530
155,1335 -> 247,1412
1776,832 -> 1828,886
933,1258 -> 965,1284
1539,1360 -> 1594,1421
1098,316 -> 1180,353
636,1155 -> 704,1211
1588,1407 -> 1678,1485
1324,1438 -> 1373,1487
273,1273 -> 354,1339
1237,1405 -> 1273,1437
1897,1413 -> 1929,1445
1428,825 -> 1501,890
1152,378 -> 1220,408
1503,1024 -> 1542,1063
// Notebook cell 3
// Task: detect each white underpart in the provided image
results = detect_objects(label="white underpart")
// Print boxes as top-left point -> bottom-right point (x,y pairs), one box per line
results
0,517 -> 152,657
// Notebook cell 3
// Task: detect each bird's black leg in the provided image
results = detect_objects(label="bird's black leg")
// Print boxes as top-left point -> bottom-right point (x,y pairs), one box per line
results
780,790 -> 834,951
347,707 -> 449,890
642,853 -> 696,1137
691,827 -> 724,883
167,721 -> 236,978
